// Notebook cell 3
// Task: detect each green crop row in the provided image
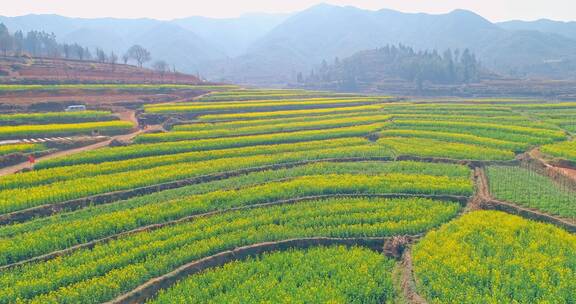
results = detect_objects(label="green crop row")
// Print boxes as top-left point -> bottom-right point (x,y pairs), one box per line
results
392,120 -> 566,141
0,162 -> 472,265
134,122 -> 388,144
172,112 -> 382,132
148,116 -> 390,141
388,122 -> 561,146
389,114 -> 558,129
144,97 -> 386,114
198,104 -> 383,121
1,138 -> 367,190
384,103 -> 513,113
549,120 -> 576,133
0,84 -> 238,91
0,160 -> 469,240
0,111 -> 114,125
0,160 -> 470,240
509,102 -> 576,110
157,96 -> 371,108
0,143 -> 46,157
379,129 -> 527,152
541,140 -> 576,162
413,211 -> 576,303
200,89 -> 315,96
0,143 -> 397,214
0,197 -> 461,303
486,166 -> 576,218
0,121 -> 133,139
197,92 -> 361,102
149,246 -> 396,303
386,109 -> 514,117
39,123 -> 386,168
378,137 -> 516,160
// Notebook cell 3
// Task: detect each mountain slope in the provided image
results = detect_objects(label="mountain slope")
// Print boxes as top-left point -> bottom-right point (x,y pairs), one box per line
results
131,23 -> 226,72
499,19 -> 576,41
219,4 -> 576,83
172,13 -> 288,57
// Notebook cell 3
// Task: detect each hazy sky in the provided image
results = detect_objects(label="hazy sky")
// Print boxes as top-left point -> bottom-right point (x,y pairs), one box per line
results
4,0 -> 576,22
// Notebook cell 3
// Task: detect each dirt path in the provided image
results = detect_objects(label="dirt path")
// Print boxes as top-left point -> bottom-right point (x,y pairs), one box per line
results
528,148 -> 576,183
0,109 -> 144,177
556,167 -> 576,180
473,167 -> 492,203
399,248 -> 428,304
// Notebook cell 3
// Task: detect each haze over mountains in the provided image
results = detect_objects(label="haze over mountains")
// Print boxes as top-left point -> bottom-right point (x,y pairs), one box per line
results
2,3 -> 576,84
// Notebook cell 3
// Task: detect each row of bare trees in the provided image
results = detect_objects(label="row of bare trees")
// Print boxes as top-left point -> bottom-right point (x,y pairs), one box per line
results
0,23 -> 173,73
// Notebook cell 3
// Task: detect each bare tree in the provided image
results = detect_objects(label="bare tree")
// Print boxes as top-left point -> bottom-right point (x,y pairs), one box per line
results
0,23 -> 12,56
152,60 -> 169,78
62,44 -> 71,59
83,47 -> 92,60
126,45 -> 151,67
109,51 -> 118,65
77,47 -> 84,60
122,54 -> 129,64
96,48 -> 107,63
13,30 -> 23,55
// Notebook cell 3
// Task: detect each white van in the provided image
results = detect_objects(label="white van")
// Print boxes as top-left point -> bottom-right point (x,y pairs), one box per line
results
65,105 -> 87,112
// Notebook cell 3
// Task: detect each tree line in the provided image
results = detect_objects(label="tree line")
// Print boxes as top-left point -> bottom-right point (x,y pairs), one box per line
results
0,23 -> 172,73
301,44 -> 481,90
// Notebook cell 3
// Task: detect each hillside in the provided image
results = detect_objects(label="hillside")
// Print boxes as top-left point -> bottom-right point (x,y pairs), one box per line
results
0,56 -> 201,84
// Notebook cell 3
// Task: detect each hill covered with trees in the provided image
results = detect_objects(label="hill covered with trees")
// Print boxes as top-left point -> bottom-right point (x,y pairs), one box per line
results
302,45 -> 482,91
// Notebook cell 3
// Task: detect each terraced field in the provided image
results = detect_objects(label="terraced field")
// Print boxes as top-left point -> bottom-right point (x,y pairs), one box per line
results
150,246 -> 398,303
0,90 -> 574,303
541,140 -> 576,162
0,111 -> 116,125
0,109 -> 133,140
0,143 -> 45,157
413,211 -> 576,303
486,166 -> 576,218
0,84 -> 237,93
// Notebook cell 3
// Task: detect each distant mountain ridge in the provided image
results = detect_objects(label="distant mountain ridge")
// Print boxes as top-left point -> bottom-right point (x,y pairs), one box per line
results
222,5 -> 576,83
0,13 -> 287,74
2,4 -> 576,84
499,19 -> 576,41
